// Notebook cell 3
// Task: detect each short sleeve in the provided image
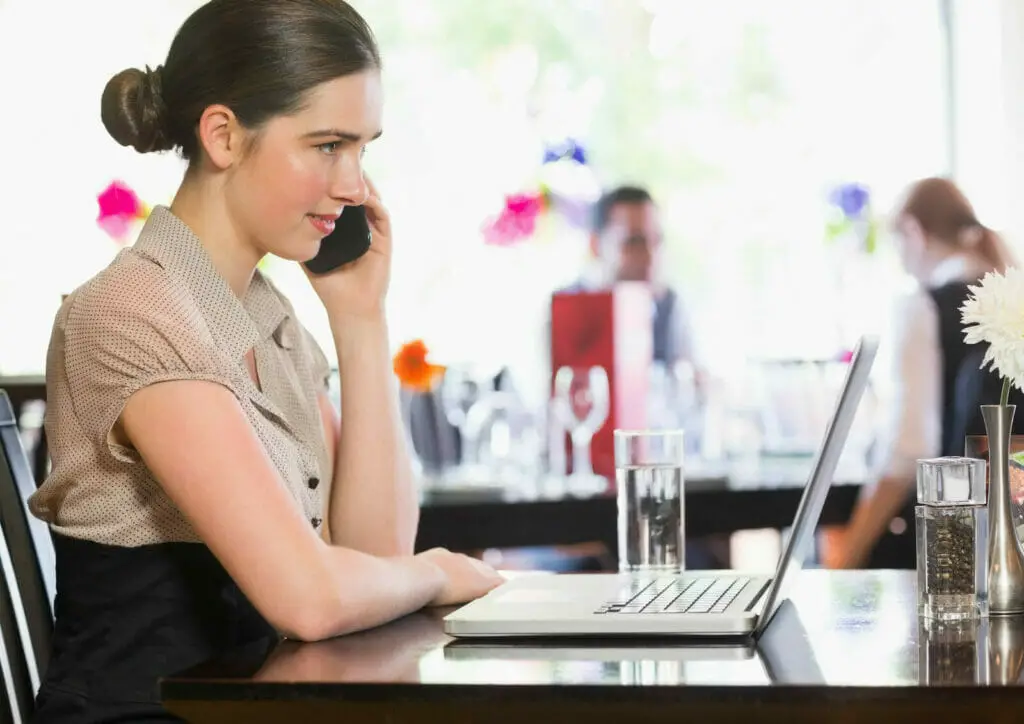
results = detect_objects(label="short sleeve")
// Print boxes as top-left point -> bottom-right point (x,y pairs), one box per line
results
300,326 -> 333,392
64,263 -> 240,463
873,290 -> 943,479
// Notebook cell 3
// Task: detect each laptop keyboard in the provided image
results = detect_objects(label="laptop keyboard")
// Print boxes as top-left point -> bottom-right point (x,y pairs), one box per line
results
594,576 -> 750,615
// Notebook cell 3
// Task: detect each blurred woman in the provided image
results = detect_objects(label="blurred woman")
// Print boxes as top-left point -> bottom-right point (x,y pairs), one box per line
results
830,177 -> 1020,569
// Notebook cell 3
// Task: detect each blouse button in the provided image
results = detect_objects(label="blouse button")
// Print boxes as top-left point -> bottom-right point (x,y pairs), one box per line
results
308,477 -> 320,490
311,517 -> 322,528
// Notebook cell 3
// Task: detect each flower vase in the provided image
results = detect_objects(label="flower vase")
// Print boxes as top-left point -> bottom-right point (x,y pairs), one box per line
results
399,390 -> 426,485
981,404 -> 1024,615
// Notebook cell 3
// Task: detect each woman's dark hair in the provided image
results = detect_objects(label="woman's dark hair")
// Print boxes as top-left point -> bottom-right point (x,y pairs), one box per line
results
101,0 -> 380,160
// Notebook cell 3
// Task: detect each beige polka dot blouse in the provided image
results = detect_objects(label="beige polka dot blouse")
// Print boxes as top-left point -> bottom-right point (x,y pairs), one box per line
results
29,206 -> 334,547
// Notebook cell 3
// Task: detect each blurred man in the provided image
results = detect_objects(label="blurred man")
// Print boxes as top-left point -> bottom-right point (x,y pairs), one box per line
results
562,185 -> 699,369
555,186 -> 723,569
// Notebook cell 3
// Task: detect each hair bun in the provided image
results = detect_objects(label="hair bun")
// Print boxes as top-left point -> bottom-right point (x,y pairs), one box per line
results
101,65 -> 174,154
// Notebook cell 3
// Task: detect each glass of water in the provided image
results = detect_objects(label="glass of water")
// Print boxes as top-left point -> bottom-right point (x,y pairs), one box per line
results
614,429 -> 686,572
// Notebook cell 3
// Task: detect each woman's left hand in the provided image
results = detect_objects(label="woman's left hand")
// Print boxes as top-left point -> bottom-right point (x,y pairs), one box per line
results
820,526 -> 860,569
304,175 -> 392,322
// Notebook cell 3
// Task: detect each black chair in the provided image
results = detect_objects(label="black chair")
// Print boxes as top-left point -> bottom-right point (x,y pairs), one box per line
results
0,391 -> 54,682
0,382 -> 49,486
0,517 -> 39,723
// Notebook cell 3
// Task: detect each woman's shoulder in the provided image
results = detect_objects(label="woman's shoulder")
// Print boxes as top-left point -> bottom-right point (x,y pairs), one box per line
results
884,286 -> 941,357
62,250 -> 212,351
77,249 -> 190,309
890,282 -> 939,320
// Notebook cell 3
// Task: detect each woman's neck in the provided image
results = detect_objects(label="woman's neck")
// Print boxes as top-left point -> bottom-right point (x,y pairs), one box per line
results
169,173 -> 262,298
915,243 -> 960,282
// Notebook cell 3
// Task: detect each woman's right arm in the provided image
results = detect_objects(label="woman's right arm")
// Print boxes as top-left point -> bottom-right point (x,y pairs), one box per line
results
828,292 -> 942,568
119,378 -> 496,641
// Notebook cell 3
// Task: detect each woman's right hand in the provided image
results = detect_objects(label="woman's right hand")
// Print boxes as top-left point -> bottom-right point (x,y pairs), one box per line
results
415,548 -> 505,607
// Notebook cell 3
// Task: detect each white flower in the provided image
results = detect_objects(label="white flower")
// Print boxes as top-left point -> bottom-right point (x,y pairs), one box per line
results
961,267 -> 1024,390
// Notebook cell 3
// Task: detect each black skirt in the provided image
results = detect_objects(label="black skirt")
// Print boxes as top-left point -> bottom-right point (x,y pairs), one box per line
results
32,532 -> 279,723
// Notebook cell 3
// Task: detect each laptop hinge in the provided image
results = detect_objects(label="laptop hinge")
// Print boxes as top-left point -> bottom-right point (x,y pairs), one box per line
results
745,579 -> 771,611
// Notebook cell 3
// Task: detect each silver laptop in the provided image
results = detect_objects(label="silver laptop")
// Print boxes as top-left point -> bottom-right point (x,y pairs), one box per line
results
444,335 -> 878,639
442,598 -> 824,684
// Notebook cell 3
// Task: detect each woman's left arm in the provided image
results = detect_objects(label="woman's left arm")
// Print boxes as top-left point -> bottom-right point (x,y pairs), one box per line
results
317,317 -> 418,557
306,175 -> 417,557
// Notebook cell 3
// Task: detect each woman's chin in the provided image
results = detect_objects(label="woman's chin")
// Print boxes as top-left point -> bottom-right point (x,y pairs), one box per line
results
269,239 -> 323,264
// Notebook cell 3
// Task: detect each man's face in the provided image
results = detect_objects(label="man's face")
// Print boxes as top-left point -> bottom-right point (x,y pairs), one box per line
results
597,201 -> 663,282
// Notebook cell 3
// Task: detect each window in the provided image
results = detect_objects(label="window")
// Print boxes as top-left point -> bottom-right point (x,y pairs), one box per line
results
0,1 -> 950,395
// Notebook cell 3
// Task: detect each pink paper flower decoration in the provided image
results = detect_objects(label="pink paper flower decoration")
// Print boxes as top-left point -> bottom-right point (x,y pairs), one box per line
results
97,180 -> 151,245
481,192 -> 545,247
480,139 -> 597,247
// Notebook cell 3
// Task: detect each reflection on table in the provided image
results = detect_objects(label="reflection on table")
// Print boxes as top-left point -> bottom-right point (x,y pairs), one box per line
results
161,570 -> 1024,724
241,570 -> 1017,688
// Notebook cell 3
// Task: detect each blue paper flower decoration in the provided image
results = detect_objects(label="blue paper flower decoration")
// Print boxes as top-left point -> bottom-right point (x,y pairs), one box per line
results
825,182 -> 878,254
829,183 -> 870,220
542,138 -> 588,166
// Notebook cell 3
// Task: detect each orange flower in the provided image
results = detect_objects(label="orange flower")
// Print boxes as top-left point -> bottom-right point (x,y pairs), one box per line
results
392,339 -> 445,392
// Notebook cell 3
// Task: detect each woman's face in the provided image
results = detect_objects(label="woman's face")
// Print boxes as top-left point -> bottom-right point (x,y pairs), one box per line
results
226,70 -> 384,263
894,213 -> 928,279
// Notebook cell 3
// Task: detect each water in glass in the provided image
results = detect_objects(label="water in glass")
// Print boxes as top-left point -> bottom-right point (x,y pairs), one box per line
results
616,463 -> 685,571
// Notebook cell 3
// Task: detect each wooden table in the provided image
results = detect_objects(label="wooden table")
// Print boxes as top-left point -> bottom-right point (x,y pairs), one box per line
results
416,458 -> 865,555
161,570 -> 1022,723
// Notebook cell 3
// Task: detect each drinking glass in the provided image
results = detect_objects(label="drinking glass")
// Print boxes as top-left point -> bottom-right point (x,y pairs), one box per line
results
614,429 -> 686,572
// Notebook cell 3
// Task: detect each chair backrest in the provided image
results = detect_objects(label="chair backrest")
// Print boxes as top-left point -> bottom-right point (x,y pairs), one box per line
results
0,391 -> 53,679
0,518 -> 37,723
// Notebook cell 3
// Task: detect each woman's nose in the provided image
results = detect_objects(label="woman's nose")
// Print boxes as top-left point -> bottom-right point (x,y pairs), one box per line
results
329,158 -> 368,205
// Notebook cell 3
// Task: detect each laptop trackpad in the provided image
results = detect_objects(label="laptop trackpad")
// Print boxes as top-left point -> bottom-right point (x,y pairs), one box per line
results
494,588 -> 582,605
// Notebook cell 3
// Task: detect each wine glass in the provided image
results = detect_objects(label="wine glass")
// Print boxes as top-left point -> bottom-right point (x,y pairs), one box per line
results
468,373 -> 541,494
440,367 -> 484,467
553,365 -> 610,492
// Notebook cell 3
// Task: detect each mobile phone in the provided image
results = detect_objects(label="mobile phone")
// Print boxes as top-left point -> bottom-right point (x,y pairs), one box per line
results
303,205 -> 372,275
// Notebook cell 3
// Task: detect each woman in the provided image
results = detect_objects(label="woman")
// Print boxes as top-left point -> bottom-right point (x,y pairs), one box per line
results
830,177 -> 1019,569
29,1 -> 503,720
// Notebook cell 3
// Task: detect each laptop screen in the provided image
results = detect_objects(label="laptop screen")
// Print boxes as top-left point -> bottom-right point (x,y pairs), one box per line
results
754,336 -> 879,635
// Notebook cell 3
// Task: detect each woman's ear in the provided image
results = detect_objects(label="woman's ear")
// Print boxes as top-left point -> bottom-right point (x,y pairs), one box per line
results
196,104 -> 248,170
896,215 -> 928,275
901,215 -> 925,245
